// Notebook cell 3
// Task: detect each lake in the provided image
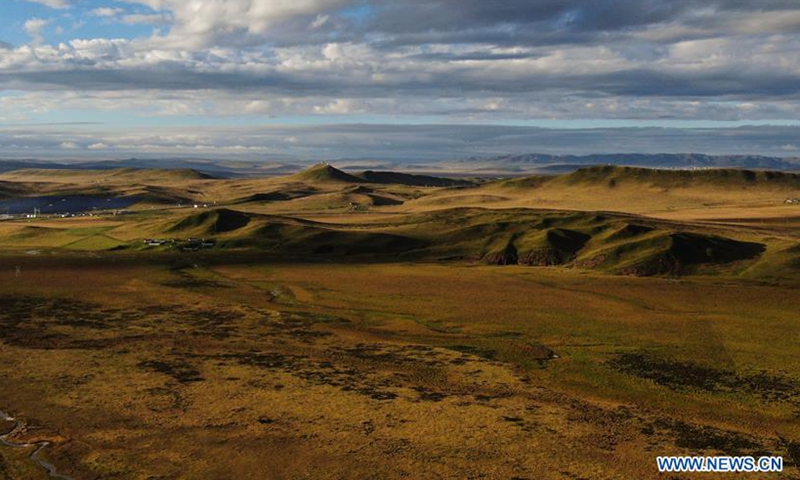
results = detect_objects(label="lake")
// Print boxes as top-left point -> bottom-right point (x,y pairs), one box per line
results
0,195 -> 141,215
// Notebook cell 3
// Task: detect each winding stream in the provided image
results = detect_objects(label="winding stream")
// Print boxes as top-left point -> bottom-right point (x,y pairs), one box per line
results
0,410 -> 72,480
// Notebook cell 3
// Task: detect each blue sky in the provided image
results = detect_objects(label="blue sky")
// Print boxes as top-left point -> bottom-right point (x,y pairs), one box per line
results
3,0 -> 156,45
2,0 -> 800,159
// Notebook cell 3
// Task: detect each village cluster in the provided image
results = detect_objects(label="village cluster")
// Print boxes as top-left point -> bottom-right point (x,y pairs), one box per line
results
142,237 -> 217,251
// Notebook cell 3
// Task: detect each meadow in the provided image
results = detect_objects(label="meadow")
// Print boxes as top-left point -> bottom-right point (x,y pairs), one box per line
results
0,164 -> 799,479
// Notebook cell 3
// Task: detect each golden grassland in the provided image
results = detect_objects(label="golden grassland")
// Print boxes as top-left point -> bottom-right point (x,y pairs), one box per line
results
0,260 -> 798,479
0,165 -> 799,478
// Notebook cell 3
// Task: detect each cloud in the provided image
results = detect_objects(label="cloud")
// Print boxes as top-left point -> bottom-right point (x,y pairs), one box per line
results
120,14 -> 170,25
122,0 -> 353,48
24,0 -> 71,9
4,124 -> 800,160
23,17 -> 51,45
4,0 -> 800,159
90,7 -> 124,17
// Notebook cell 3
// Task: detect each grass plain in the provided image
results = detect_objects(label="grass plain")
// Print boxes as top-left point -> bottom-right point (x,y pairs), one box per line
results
0,164 -> 799,479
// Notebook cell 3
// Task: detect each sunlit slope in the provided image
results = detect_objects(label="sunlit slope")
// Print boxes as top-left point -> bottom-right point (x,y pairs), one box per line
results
0,168 -> 216,206
409,166 -> 800,221
11,205 -> 789,280
0,165 -> 799,280
0,167 -> 215,183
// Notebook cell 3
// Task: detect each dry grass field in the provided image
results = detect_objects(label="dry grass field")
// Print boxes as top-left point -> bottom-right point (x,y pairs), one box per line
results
1,164 -> 799,479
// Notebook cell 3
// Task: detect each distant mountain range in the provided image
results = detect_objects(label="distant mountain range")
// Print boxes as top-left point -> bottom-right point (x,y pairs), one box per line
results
457,153 -> 800,172
1,153 -> 799,177
0,158 -> 303,178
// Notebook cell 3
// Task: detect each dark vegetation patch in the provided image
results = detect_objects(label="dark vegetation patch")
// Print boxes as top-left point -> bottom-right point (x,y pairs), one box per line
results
0,295 -> 108,328
610,352 -> 799,402
0,295 -> 117,348
0,294 -> 250,349
413,386 -> 448,402
138,359 -> 204,384
339,343 -> 444,366
0,455 -> 9,480
444,345 -> 497,360
161,271 -> 232,289
210,350 -> 402,401
201,343 -> 458,403
268,315 -> 334,341
780,438 -> 800,467
139,386 -> 188,412
187,309 -> 244,339
225,352 -> 303,369
652,419 -> 762,455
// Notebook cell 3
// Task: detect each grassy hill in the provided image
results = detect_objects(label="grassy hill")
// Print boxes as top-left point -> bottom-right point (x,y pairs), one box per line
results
355,170 -> 473,187
1,165 -> 798,280
290,163 -> 365,183
0,181 -> 28,200
113,206 -> 787,278
406,165 -> 800,222
168,209 -> 254,236
0,167 -> 215,183
562,165 -> 800,189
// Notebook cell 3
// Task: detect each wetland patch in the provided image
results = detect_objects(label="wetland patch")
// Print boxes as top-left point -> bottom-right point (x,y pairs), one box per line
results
610,352 -> 799,402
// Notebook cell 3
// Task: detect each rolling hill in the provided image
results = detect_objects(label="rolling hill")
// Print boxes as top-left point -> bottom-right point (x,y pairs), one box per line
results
127,206 -> 784,278
460,153 -> 800,171
355,170 -> 473,187
1,164 -> 799,280
290,163 -> 365,183
562,165 -> 800,189
0,167 -> 216,183
496,165 -> 800,190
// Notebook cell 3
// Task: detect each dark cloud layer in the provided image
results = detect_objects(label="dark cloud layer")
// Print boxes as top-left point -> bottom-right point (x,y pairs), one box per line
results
2,124 -> 799,160
3,0 -> 800,158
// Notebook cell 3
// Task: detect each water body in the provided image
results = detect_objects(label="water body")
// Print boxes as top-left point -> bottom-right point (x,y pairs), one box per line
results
0,195 -> 141,215
0,410 -> 72,479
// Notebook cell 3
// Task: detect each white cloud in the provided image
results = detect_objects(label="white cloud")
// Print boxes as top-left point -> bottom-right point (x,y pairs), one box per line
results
121,14 -> 170,25
25,0 -> 71,9
122,0 -> 352,48
24,18 -> 51,45
5,0 -> 800,160
90,7 -> 124,17
310,14 -> 330,29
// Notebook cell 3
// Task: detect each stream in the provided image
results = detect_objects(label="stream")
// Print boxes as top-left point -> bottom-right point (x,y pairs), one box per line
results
0,409 -> 72,480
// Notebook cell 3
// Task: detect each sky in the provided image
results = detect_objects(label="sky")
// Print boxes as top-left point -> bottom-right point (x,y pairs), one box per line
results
2,0 -> 800,160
